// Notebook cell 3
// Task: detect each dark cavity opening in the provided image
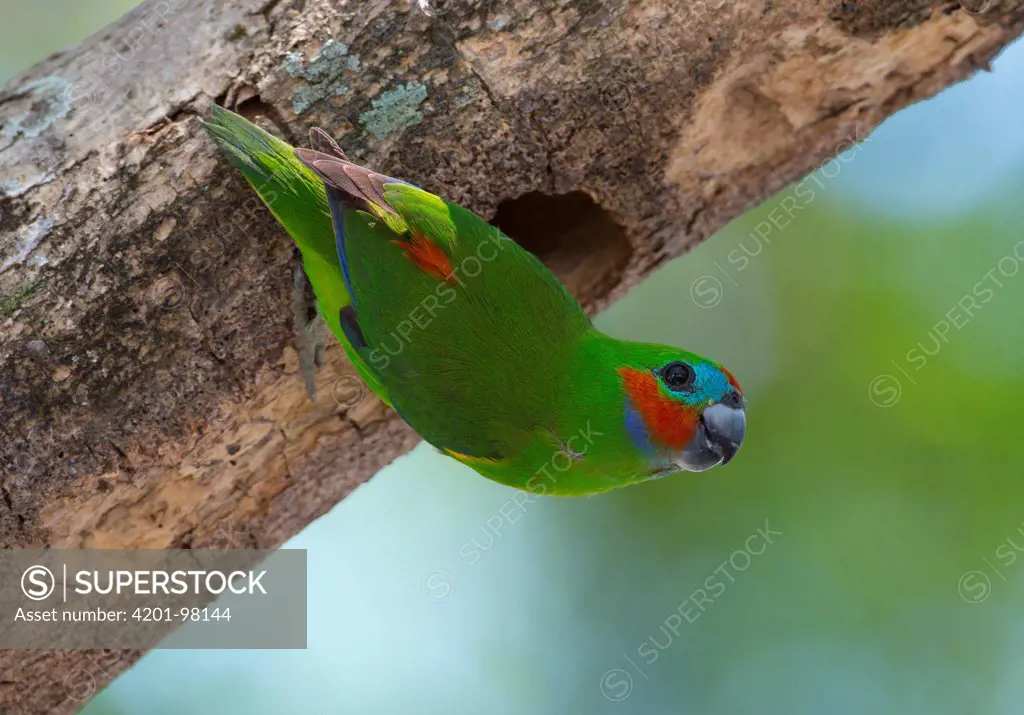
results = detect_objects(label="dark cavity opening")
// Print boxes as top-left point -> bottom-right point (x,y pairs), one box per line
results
490,191 -> 633,308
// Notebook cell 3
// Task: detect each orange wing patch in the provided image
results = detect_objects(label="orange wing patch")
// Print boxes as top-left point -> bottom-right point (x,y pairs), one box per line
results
619,367 -> 698,451
396,230 -> 455,284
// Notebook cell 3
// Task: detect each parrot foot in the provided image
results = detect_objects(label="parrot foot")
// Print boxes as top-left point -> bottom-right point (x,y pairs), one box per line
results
292,263 -> 327,402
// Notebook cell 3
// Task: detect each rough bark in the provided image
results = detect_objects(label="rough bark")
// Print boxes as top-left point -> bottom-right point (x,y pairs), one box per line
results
0,0 -> 1021,710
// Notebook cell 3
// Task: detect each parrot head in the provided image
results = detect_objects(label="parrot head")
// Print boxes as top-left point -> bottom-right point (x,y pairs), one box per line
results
615,345 -> 746,477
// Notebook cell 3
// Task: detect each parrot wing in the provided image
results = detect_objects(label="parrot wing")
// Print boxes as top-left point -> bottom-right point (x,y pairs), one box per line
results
296,148 -> 594,462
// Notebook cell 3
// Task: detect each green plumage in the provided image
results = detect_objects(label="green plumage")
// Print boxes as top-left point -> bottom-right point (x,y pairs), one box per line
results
202,107 -> 747,495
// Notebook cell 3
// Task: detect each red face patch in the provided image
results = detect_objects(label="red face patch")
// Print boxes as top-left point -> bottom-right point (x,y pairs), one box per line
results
396,230 -> 455,283
721,366 -> 742,394
619,367 -> 699,451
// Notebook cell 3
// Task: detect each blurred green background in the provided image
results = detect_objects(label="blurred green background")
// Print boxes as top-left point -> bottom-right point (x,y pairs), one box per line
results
5,3 -> 1024,714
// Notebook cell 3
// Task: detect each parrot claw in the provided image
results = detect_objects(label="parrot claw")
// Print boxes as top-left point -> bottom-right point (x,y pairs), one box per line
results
292,262 -> 326,402
299,319 -> 327,402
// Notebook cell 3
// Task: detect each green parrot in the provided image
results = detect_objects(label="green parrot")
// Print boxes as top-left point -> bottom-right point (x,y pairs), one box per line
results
201,106 -> 746,496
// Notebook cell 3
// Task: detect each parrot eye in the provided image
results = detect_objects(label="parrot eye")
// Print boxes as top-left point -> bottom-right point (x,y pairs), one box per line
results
661,362 -> 695,392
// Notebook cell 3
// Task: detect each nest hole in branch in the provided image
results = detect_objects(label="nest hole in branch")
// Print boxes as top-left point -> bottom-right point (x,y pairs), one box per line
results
489,191 -> 632,307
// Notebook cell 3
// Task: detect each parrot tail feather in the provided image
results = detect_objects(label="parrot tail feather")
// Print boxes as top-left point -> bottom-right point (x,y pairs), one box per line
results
294,148 -> 399,217
308,127 -> 350,160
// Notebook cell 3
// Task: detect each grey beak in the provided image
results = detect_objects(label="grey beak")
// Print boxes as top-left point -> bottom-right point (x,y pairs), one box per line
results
673,391 -> 747,473
701,398 -> 746,465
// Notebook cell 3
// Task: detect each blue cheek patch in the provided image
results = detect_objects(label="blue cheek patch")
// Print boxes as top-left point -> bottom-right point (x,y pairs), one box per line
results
625,401 -> 655,457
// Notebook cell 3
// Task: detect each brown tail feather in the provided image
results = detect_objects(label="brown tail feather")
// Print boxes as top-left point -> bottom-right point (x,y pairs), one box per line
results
294,145 -> 398,216
308,127 -> 349,160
